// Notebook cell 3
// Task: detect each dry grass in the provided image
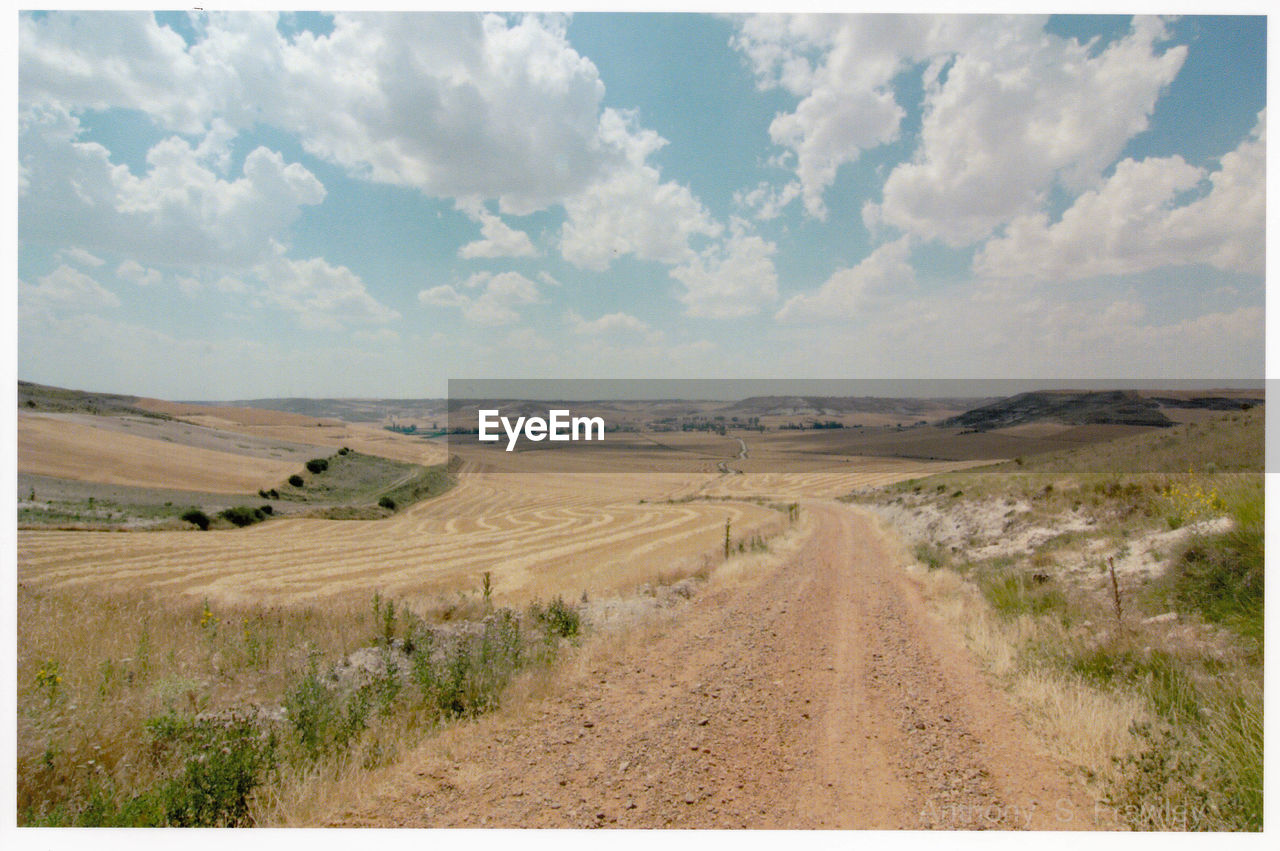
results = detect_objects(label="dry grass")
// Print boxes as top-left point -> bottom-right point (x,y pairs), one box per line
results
18,412 -> 301,493
17,484 -> 813,826
907,562 -> 1149,785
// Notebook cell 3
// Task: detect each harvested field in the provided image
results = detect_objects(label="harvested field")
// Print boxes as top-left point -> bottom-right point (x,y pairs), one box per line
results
135,398 -> 447,466
17,413 -> 301,494
15,457 -> 954,607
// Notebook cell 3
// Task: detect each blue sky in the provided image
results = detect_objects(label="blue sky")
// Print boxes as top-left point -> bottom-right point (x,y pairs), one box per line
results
15,11 -> 1267,398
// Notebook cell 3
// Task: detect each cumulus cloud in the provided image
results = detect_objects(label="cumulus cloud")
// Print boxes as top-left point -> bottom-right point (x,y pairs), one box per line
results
21,11 -> 623,214
668,221 -> 778,319
59,247 -> 104,267
21,11 -> 724,280
776,237 -> 915,323
19,11 -> 212,133
19,265 -> 121,315
19,106 -> 326,268
116,259 -> 163,287
975,111 -> 1266,280
734,180 -> 801,221
419,270 -> 540,325
733,15 -> 1185,236
255,248 -> 399,330
560,111 -> 721,271
456,199 -> 538,259
565,309 -> 659,344
872,16 -> 1186,245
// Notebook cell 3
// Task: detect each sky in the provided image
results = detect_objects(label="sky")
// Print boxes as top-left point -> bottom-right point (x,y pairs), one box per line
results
13,10 -> 1268,399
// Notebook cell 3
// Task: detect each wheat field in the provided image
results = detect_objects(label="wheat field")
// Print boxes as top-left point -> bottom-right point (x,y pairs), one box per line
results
16,455 -> 969,608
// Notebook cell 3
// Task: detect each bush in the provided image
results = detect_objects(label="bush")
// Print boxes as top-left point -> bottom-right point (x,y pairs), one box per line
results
529,596 -> 580,640
180,509 -> 210,531
259,504 -> 273,516
305,458 -> 329,475
219,506 -> 266,528
377,496 -> 396,511
288,474 -> 304,488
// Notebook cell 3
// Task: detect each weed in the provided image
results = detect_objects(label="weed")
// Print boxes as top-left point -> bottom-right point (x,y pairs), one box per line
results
35,659 -> 62,705
530,596 -> 580,640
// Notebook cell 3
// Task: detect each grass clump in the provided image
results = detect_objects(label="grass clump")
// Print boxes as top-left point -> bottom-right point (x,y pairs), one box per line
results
1165,483 -> 1263,642
978,572 -> 1067,621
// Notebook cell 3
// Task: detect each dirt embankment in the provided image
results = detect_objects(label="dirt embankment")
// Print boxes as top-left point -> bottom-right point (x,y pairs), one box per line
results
332,503 -> 1095,829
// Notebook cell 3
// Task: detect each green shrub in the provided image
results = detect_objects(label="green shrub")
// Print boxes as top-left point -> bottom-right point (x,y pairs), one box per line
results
180,509 -> 210,531
378,495 -> 397,511
219,506 -> 266,528
141,713 -> 277,827
288,474 -> 304,488
259,504 -> 273,515
530,596 -> 580,640
1169,486 -> 1263,641
305,458 -> 329,475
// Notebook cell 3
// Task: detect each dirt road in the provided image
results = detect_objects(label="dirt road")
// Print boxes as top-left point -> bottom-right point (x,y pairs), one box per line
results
332,502 -> 1095,829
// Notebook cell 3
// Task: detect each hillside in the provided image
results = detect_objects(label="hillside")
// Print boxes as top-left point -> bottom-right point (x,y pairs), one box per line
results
941,390 -> 1173,431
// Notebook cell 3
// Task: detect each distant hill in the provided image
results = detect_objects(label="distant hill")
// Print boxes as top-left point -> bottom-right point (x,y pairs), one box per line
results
219,397 -> 448,422
941,390 -> 1173,432
722,396 -> 993,418
18,380 -> 168,419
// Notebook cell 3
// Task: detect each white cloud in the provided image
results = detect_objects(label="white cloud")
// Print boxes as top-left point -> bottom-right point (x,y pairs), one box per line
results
19,11 -> 212,134
19,265 -> 121,314
734,181 -> 801,221
731,14 -> 965,219
975,112 -> 1265,280
456,200 -> 538,259
59,247 -> 104,267
565,309 -> 659,343
560,111 -> 721,271
419,270 -> 540,325
255,248 -> 400,330
116,259 -> 163,287
733,15 -> 1185,234
873,16 -> 1186,245
19,106 -> 326,269
668,222 -> 778,319
19,12 -> 619,212
776,236 -> 915,323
